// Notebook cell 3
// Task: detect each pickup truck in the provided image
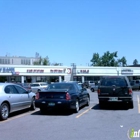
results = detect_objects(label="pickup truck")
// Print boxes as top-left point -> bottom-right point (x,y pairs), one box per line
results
98,76 -> 133,109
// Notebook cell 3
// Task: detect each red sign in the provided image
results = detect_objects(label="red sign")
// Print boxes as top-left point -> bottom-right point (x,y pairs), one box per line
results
27,69 -> 44,73
50,69 -> 65,73
66,68 -> 71,74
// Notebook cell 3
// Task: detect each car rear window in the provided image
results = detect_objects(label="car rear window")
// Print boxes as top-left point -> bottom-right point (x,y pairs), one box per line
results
48,84 -> 74,90
100,77 -> 128,87
30,84 -> 40,87
40,84 -> 47,86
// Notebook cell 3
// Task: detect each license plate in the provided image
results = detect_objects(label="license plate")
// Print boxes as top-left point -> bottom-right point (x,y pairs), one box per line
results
109,97 -> 118,101
48,103 -> 55,106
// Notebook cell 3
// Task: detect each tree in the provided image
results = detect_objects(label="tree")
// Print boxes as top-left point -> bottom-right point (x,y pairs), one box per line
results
33,61 -> 39,65
90,51 -> 127,67
38,56 -> 42,65
42,56 -> 50,65
118,56 -> 127,67
133,59 -> 138,65
90,53 -> 100,66
100,51 -> 118,66
33,55 -> 50,65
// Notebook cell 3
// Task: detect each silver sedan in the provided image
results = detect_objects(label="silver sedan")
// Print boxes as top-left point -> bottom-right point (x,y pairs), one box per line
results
0,83 -> 36,120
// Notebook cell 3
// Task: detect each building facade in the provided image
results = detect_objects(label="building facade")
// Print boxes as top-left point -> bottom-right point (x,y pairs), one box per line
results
0,56 -> 39,65
0,65 -> 140,83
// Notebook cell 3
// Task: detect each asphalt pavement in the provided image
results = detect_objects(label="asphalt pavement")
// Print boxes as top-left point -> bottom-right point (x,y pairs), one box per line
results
0,89 -> 140,140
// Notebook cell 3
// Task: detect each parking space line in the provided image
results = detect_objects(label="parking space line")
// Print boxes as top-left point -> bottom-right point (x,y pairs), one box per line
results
137,95 -> 140,114
0,109 -> 39,123
76,106 -> 94,118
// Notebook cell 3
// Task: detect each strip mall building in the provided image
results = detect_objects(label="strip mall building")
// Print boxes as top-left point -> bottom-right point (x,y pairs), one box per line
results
0,65 -> 139,83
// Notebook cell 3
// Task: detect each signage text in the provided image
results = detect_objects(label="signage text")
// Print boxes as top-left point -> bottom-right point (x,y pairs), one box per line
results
27,69 -> 44,73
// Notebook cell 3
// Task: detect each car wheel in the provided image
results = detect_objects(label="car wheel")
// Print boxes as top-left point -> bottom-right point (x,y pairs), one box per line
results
30,97 -> 36,110
74,100 -> 79,113
0,103 -> 9,120
86,97 -> 90,106
128,101 -> 134,109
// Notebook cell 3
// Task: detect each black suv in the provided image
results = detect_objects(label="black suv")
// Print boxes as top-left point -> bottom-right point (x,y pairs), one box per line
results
98,76 -> 133,108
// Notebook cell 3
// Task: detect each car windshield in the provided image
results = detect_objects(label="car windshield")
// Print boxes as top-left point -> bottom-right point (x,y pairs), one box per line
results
47,84 -> 74,90
100,78 -> 127,87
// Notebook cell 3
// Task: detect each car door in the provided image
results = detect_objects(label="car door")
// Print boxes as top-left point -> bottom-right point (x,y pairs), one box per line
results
82,88 -> 89,104
14,85 -> 31,109
76,84 -> 84,106
4,85 -> 21,112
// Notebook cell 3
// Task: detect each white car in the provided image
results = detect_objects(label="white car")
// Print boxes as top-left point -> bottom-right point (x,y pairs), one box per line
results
0,83 -> 36,120
30,82 -> 48,93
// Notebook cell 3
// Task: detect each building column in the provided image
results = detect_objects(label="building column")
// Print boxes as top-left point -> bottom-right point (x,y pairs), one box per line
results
59,76 -> 62,82
21,76 -> 24,83
82,76 -> 84,83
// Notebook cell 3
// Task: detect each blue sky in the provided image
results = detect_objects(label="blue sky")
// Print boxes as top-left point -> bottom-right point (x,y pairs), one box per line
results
0,0 -> 140,66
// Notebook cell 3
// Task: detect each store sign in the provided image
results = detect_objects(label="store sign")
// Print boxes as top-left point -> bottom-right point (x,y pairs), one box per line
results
50,68 -> 72,74
121,69 -> 133,74
27,69 -> 44,73
77,69 -> 89,74
50,69 -> 65,73
0,67 -> 15,73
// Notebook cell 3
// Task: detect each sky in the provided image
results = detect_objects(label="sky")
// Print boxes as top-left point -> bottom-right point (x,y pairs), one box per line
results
0,0 -> 140,66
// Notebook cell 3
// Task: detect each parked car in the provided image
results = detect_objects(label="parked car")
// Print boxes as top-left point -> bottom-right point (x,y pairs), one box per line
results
130,80 -> 140,90
35,82 -> 90,114
90,83 -> 98,92
98,76 -> 133,109
88,81 -> 95,88
30,82 -> 48,93
0,83 -> 36,120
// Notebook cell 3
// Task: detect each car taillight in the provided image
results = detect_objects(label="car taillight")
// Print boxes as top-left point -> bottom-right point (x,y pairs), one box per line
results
66,92 -> 71,100
129,89 -> 132,95
97,89 -> 100,95
35,92 -> 40,100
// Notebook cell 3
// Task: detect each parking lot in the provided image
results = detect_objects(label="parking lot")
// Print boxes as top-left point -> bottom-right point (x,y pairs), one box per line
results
0,89 -> 140,140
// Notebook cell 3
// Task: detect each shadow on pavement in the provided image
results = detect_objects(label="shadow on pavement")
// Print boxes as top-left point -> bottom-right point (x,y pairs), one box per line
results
92,103 -> 129,110
9,108 -> 30,118
31,108 -> 73,116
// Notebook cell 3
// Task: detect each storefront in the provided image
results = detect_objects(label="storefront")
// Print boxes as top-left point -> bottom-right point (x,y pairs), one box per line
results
0,65 -> 140,83
0,66 -> 72,83
74,67 -> 140,82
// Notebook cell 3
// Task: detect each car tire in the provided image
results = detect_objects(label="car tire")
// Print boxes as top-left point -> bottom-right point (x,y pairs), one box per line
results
128,101 -> 134,109
86,96 -> 90,106
30,97 -> 36,110
0,103 -> 9,120
74,100 -> 79,113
